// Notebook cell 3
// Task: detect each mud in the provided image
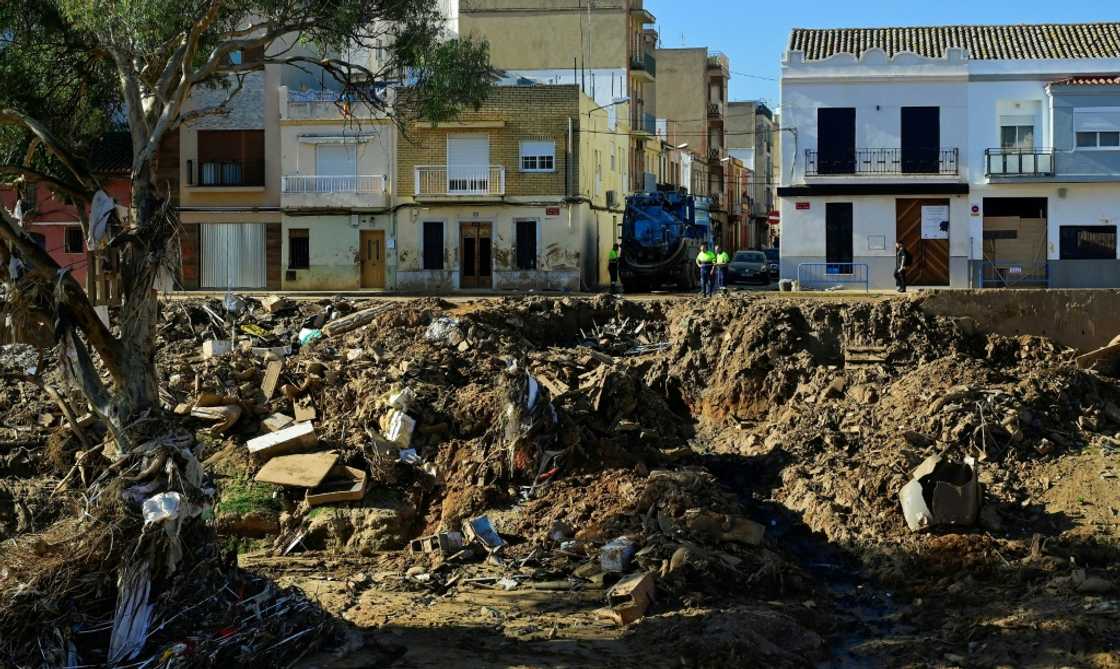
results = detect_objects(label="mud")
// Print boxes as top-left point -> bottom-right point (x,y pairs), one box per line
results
1,294 -> 1118,668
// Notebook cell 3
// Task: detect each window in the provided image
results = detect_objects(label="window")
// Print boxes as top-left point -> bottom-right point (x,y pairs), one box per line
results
288,228 -> 309,269
1076,131 -> 1120,149
422,221 -> 444,270
64,226 -> 84,254
1060,225 -> 1117,260
1074,109 -> 1120,150
520,140 -> 556,172
316,144 -> 357,176
515,220 -> 537,270
816,108 -> 856,174
197,129 -> 265,186
1000,125 -> 1035,149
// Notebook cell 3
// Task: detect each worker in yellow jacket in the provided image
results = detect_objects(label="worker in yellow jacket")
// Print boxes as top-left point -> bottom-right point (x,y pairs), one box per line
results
714,245 -> 730,293
696,243 -> 716,297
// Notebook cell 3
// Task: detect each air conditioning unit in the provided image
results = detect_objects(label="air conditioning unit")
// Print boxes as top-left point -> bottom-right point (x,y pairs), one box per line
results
606,190 -> 619,208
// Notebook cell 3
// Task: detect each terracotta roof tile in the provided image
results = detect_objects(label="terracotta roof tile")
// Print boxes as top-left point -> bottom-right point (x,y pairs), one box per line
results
789,23 -> 1120,61
1050,74 -> 1120,86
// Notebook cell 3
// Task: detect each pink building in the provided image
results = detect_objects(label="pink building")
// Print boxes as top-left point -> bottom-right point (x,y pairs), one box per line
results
0,134 -> 132,286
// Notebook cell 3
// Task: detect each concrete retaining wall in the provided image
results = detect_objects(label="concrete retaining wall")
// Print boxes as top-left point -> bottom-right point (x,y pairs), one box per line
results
918,289 -> 1120,352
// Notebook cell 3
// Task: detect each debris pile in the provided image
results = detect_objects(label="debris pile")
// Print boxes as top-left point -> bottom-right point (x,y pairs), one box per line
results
1,293 -> 1118,667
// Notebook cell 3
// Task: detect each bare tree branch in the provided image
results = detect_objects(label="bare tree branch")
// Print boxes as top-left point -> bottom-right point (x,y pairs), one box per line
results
0,164 -> 92,203
0,109 -> 99,192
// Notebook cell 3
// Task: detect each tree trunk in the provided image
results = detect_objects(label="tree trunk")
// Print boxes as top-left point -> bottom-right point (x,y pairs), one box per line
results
110,173 -> 163,423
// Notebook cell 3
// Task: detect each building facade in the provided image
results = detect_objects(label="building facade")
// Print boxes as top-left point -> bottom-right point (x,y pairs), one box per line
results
655,48 -> 730,235
460,0 -> 657,195
779,23 -> 1120,289
395,84 -> 627,291
727,101 -> 777,249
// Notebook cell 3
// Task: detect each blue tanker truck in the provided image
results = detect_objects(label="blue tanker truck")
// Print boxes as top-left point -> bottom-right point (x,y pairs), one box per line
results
619,191 -> 712,291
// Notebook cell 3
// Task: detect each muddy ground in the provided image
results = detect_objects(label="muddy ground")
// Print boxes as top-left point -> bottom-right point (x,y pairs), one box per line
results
1,293 -> 1118,668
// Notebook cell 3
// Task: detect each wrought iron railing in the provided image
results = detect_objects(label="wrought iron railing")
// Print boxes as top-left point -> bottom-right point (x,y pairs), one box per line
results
805,148 -> 959,176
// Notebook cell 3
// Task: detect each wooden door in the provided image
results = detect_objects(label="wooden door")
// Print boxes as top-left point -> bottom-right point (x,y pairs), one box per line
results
359,230 -> 385,289
896,199 -> 950,286
459,222 -> 492,289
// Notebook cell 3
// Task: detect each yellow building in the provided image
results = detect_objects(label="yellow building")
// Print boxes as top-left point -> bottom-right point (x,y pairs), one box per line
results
395,84 -> 627,291
460,0 -> 658,193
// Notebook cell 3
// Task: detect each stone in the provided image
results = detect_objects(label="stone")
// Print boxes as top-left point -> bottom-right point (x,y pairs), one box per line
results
246,421 -> 317,458
303,490 -> 416,554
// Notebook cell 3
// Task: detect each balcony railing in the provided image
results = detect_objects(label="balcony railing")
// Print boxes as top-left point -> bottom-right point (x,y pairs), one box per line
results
281,175 -> 386,194
194,160 -> 265,187
805,148 -> 959,176
708,102 -> 723,119
984,148 -> 1054,178
414,165 -> 505,197
630,50 -> 656,77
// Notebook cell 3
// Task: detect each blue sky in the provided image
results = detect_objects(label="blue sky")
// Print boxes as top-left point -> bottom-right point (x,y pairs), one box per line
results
646,0 -> 1118,106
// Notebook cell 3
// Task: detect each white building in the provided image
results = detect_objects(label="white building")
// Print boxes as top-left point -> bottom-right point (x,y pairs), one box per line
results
778,23 -> 1120,289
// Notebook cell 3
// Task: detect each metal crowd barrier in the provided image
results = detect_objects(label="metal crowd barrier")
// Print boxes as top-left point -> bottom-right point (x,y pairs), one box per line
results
796,263 -> 870,292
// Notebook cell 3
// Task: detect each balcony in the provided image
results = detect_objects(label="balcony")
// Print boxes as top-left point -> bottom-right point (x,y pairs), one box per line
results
984,148 -> 1055,179
189,160 -> 265,189
630,50 -> 656,80
708,102 -> 723,120
632,112 -> 656,136
413,165 -> 505,198
281,86 -> 386,121
804,148 -> 960,177
281,174 -> 388,209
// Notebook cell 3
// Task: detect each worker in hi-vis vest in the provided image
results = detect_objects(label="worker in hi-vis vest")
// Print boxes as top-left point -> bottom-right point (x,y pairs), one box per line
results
714,245 -> 730,293
607,243 -> 621,294
696,243 -> 716,298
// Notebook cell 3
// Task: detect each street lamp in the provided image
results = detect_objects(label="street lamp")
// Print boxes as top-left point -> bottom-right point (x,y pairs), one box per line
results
588,96 -> 630,116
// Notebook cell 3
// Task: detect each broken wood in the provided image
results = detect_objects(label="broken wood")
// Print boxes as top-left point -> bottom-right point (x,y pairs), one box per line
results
261,359 -> 283,400
305,465 -> 368,506
321,303 -> 395,338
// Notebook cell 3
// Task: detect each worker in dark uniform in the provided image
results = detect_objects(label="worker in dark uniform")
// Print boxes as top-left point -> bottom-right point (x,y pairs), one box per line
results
696,243 -> 715,298
607,243 -> 621,294
894,241 -> 912,293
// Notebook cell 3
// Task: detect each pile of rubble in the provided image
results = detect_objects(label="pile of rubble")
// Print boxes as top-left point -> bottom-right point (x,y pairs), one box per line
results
2,291 -> 1118,666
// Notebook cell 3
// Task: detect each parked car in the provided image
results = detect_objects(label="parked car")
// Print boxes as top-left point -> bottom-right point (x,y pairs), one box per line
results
762,248 -> 780,278
726,250 -> 770,285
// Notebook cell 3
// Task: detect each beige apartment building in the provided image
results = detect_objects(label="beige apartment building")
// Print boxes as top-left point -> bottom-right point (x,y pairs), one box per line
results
394,84 -> 627,291
654,47 -> 730,235
460,0 -> 659,193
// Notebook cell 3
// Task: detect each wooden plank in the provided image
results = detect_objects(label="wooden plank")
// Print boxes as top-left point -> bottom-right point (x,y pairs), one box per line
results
255,452 -> 339,488
1076,342 -> 1120,372
261,359 -> 283,400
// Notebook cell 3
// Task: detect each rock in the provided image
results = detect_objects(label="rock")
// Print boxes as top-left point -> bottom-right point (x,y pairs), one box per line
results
303,491 -> 415,554
821,377 -> 847,400
847,384 -> 879,405
216,510 -> 281,539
